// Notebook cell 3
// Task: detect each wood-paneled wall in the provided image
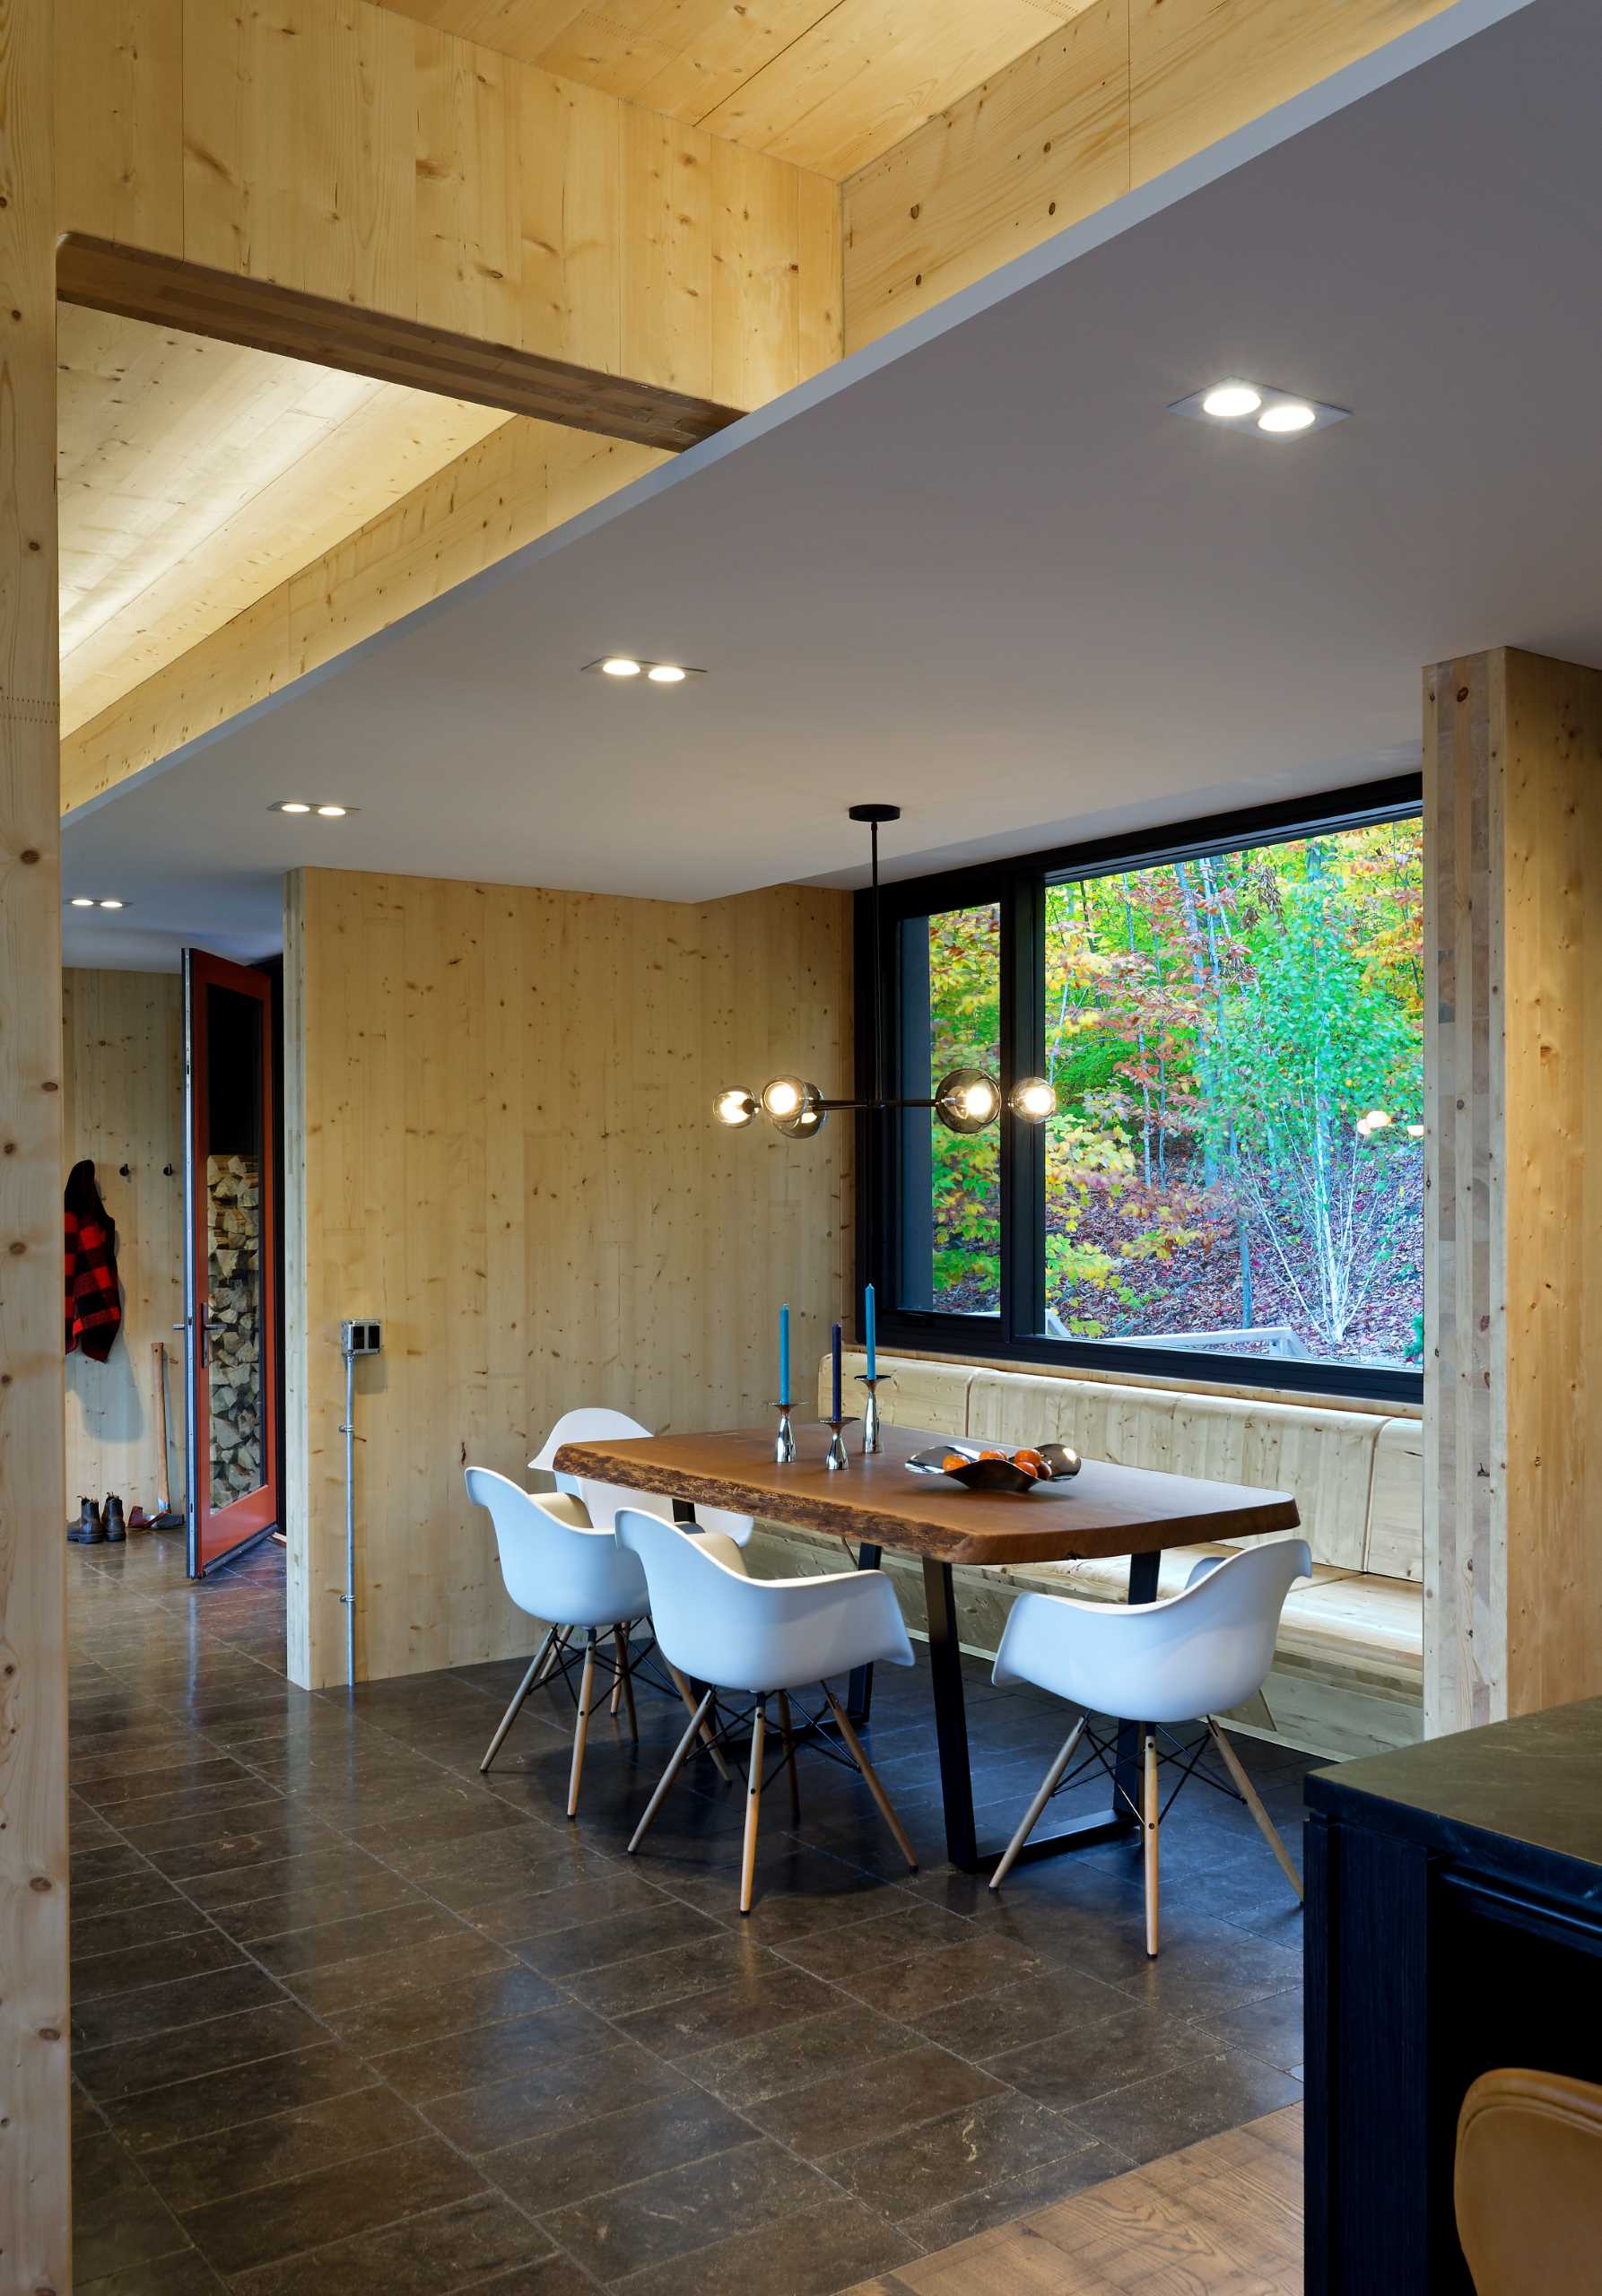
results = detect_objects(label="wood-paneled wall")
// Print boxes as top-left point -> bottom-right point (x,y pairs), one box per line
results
56,0 -> 841,416
283,867 -> 852,1690
0,0 -> 69,2278
841,0 -> 1458,351
1425,648 -> 1602,1735
62,970 -> 187,1515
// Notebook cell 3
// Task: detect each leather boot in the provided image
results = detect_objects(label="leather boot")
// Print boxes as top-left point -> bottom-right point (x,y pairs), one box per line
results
102,1493 -> 127,1544
69,1497 -> 105,1544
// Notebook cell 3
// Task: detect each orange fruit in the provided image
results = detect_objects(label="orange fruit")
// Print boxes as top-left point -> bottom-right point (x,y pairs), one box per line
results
1013,1448 -> 1047,1480
978,1449 -> 1008,1462
941,1452 -> 969,1474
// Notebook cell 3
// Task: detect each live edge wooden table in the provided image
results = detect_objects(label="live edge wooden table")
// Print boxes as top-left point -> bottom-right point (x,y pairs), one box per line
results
553,1422 -> 1300,1877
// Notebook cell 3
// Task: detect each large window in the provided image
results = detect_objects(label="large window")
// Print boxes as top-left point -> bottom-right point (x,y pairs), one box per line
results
875,785 -> 1424,1401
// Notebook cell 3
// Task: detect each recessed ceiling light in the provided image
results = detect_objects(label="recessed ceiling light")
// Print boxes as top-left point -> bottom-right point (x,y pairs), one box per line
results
69,897 -> 96,909
583,658 -> 706,683
269,800 -> 358,816
276,801 -> 312,813
1201,381 -> 1262,419
98,899 -> 126,910
647,664 -> 687,684
1169,382 -> 1348,437
601,657 -> 642,677
316,804 -> 348,817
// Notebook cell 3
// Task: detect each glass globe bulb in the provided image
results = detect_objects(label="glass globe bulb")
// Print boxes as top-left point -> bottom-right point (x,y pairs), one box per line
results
935,1068 -> 1002,1136
714,1088 -> 757,1128
762,1078 -> 803,1118
1009,1076 -> 1057,1122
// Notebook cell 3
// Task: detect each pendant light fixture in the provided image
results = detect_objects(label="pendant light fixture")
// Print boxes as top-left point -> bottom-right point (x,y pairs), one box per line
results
715,804 -> 1057,1137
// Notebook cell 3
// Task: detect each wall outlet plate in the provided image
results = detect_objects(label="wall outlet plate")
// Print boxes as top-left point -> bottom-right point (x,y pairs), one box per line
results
341,1318 -> 383,1355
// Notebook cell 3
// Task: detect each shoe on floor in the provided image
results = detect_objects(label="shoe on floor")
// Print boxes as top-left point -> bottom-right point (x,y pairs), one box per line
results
102,1493 -> 127,1544
68,1497 -> 105,1544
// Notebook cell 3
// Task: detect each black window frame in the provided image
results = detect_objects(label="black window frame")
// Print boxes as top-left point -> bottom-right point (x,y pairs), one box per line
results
856,776 -> 1425,1406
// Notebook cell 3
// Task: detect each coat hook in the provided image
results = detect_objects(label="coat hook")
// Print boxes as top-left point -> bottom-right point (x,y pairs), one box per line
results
162,1164 -> 174,1177
118,1163 -> 131,1178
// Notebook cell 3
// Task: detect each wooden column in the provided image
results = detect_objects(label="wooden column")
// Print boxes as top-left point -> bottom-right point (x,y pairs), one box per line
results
0,0 -> 69,2281
1425,648 -> 1602,1735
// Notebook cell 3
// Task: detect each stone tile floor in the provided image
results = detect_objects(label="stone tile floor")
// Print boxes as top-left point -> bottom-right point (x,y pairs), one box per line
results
68,1533 -> 1313,2294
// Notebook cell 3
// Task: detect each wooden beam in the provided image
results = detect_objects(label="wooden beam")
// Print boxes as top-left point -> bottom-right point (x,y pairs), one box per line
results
57,234 -> 745,452
59,416 -> 664,814
57,0 -> 841,422
1425,648 -> 1602,1735
0,0 -> 70,2281
842,0 -> 1458,353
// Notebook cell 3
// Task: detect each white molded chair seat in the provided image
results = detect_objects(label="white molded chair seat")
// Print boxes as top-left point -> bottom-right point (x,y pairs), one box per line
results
530,1405 -> 754,1553
615,1508 -> 919,1912
989,1538 -> 1313,1954
465,1466 -> 730,1814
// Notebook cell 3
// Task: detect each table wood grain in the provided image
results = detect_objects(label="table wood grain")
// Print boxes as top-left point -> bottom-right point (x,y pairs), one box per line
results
552,1422 -> 1300,1566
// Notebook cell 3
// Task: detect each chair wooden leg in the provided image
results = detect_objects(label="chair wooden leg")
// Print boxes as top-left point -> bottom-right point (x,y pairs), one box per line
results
628,1688 -> 713,1854
777,1691 -> 800,1822
823,1690 -> 919,1873
614,1627 -> 639,1740
479,1625 -> 559,1774
1207,1718 -> 1304,1903
567,1633 -> 597,1820
1144,1730 -> 1161,1959
667,1662 -> 732,1785
988,1716 -> 1085,1891
740,1700 -> 766,1915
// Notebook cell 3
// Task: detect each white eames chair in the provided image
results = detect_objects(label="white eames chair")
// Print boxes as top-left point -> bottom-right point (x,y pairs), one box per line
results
465,1467 -> 728,1810
988,1538 -> 1313,1956
615,1509 -> 920,1915
531,1406 -> 754,1557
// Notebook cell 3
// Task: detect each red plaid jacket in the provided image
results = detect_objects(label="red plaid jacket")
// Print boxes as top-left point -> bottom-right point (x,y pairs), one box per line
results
65,1161 -> 121,1361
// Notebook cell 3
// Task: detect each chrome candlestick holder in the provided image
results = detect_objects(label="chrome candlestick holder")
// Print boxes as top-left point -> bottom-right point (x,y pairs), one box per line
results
857,1375 -> 883,1454
825,1416 -> 856,1470
772,1404 -> 797,1465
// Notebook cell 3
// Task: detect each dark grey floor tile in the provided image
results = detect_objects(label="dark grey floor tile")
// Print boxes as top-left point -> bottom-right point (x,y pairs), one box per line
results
105,2041 -> 377,2152
1197,1986 -> 1306,2074
490,2082 -> 753,2212
72,1896 -> 216,1960
831,2091 -> 1071,2219
248,1897 -> 467,1978
609,2194 -> 917,2296
484,1868 -> 671,1946
227,2192 -> 556,2296
1110,1919 -> 1304,2020
1065,2047 -> 1306,2167
544,2135 -> 830,2284
71,1961 -> 286,2051
140,1818 -> 341,1882
74,1754 -> 257,1807
375,1998 -> 614,2101
613,1962 -> 836,2062
753,2041 -> 1003,2162
178,2132 -> 484,2276
179,1843 -> 389,1911
80,1774 -> 282,1830
686,2002 -> 918,2109
72,1927 -> 248,2004
904,1959 -> 1132,2058
981,2000 -> 1219,2114
76,2249 -> 227,2294
325,1961 -> 562,2055
353,1790 -> 541,1856
210,1865 -> 426,1941
518,1898 -> 724,1979
76,2000 -> 329,2103
895,2130 -> 1129,2252
71,2132 -> 194,2285
424,2035 -> 691,2154
141,2083 -> 420,2211
826,1935 -> 1043,2022
288,1926 -> 519,2019
563,1928 -> 787,2020
771,1901 -> 975,1980
72,1865 -> 187,1919
650,1852 -> 906,1943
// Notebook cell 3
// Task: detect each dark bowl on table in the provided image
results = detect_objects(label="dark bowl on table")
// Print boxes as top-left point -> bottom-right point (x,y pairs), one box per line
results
906,1441 -> 1081,1495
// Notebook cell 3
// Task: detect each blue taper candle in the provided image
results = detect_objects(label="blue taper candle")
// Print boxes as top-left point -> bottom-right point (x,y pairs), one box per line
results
865,1283 -> 876,1381
779,1302 -> 790,1405
831,1322 -> 842,1422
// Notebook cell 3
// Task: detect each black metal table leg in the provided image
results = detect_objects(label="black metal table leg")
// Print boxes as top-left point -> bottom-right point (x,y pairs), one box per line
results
1114,1547 -> 1162,1822
927,1544 -> 1163,1876
847,1543 -> 883,1723
923,1558 -> 978,1870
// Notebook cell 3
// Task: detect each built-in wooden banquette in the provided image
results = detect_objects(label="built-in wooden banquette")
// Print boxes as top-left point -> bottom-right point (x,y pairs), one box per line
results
741,1351 -> 1424,1760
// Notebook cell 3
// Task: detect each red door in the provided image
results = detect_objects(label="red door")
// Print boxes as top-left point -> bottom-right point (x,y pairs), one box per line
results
184,950 -> 281,1576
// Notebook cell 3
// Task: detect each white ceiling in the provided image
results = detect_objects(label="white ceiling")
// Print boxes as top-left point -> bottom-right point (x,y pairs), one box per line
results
67,0 -> 1595,972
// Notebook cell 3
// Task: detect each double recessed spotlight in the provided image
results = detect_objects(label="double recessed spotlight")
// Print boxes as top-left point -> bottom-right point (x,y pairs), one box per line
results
1170,379 -> 1348,439
68,897 -> 126,910
584,657 -> 703,685
269,801 -> 358,817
